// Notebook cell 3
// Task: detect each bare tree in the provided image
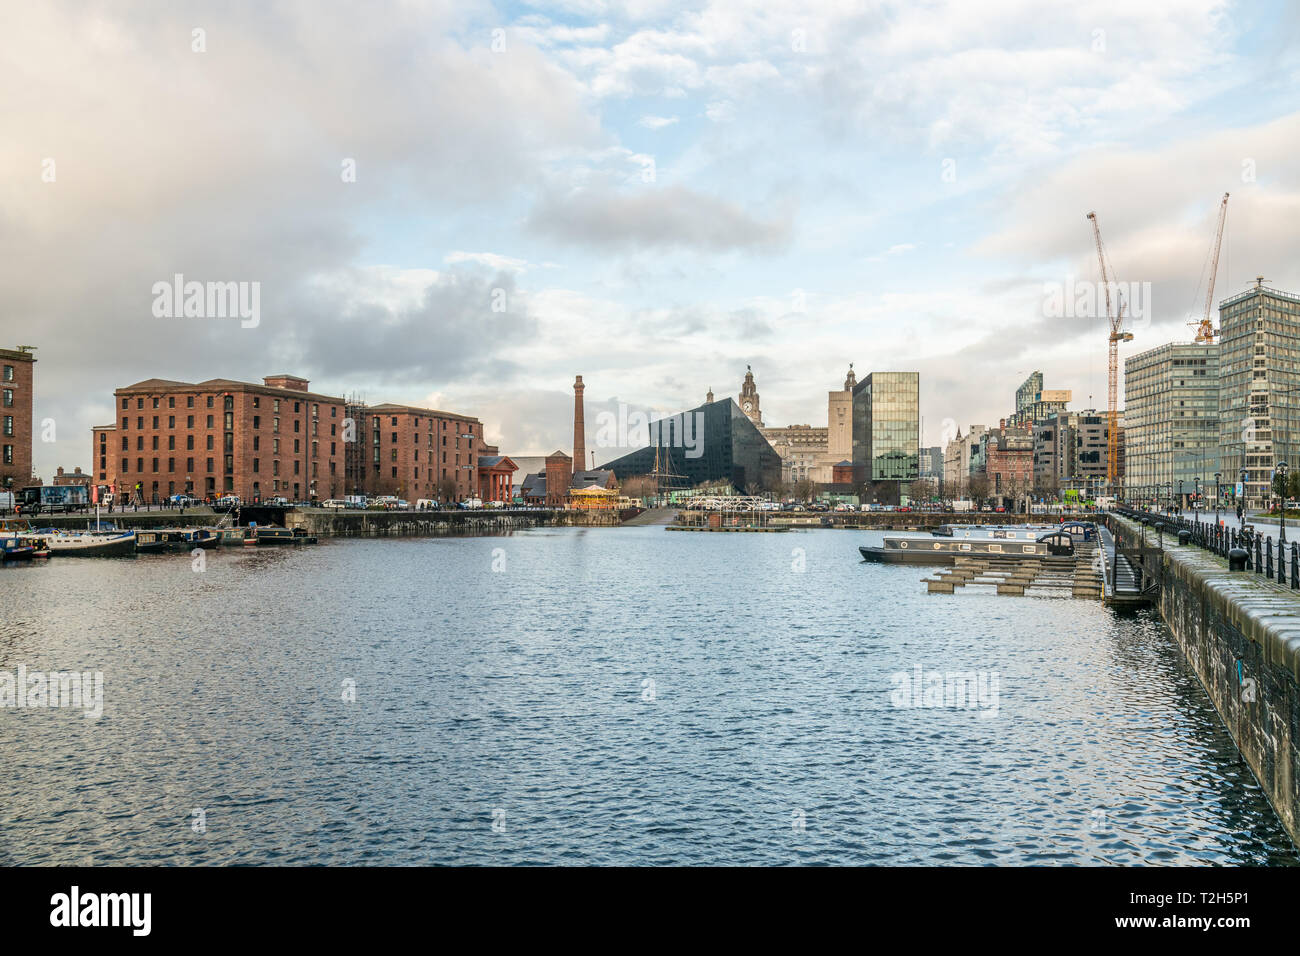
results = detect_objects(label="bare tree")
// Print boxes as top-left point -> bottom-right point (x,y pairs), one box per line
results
967,474 -> 990,507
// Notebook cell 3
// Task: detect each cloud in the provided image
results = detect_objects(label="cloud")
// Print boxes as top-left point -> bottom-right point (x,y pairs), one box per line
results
866,242 -> 917,261
637,114 -> 679,129
525,185 -> 792,252
444,251 -> 531,271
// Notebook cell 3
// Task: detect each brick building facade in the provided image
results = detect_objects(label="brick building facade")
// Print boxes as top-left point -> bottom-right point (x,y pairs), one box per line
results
347,403 -> 485,501
52,466 -> 92,487
91,424 -> 118,493
106,374 -> 346,503
1,347 -> 36,490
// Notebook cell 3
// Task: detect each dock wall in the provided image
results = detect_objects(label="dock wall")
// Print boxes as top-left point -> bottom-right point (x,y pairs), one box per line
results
1112,514 -> 1300,845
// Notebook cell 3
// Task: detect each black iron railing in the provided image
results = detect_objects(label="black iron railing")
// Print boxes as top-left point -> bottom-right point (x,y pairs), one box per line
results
1110,507 -> 1300,590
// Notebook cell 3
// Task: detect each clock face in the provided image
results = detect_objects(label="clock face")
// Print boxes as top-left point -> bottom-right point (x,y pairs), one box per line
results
743,401 -> 753,412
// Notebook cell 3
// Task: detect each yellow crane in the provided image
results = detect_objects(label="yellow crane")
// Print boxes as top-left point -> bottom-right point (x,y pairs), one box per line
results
1190,192 -> 1230,343
1086,210 -> 1132,491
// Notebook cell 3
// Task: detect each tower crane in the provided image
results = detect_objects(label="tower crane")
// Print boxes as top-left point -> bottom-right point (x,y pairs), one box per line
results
1086,210 -> 1133,492
1190,193 -> 1230,343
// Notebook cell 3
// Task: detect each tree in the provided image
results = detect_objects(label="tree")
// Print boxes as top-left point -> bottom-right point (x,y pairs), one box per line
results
793,478 -> 815,502
967,474 -> 990,506
908,479 -> 932,502
437,476 -> 458,503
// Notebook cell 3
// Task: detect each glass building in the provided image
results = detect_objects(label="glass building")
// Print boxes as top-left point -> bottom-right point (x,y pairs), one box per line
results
1123,342 -> 1219,507
852,372 -> 920,502
1218,278 -> 1300,509
598,397 -> 782,492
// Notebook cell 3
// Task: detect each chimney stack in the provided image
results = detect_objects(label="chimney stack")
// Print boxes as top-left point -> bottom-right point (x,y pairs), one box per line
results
573,375 -> 586,475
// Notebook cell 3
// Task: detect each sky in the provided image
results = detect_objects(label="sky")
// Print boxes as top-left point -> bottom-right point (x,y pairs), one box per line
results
3,0 -> 1300,479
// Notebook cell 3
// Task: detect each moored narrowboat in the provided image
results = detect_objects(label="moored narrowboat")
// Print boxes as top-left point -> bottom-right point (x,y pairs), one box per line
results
245,525 -> 297,546
182,528 -> 221,549
134,529 -> 188,553
860,530 -> 1075,565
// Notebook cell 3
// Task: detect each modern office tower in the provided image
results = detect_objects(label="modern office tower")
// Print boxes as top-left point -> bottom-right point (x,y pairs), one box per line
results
1218,277 -> 1300,509
851,371 -> 920,503
1124,342 -> 1219,507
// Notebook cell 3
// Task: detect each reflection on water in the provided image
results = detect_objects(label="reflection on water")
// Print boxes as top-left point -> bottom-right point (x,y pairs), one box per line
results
0,528 -> 1295,865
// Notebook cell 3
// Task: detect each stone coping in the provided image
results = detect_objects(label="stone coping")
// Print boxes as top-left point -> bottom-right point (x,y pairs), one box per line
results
1112,515 -> 1300,684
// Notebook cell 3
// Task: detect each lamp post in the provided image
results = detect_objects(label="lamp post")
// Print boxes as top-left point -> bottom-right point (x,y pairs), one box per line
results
1214,471 -> 1221,528
1177,479 -> 1183,516
1278,461 -> 1289,544
1240,468 -> 1248,532
1194,476 -> 1201,525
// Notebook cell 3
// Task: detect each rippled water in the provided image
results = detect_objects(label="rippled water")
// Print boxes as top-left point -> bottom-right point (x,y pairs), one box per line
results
1,527 -> 1296,865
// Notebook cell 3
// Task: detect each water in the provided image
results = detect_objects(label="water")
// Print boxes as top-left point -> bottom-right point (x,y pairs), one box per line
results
1,527 -> 1295,865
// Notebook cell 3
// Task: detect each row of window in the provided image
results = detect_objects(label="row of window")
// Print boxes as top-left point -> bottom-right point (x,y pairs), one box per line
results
121,394 -> 336,417
119,414 -> 331,436
118,457 -> 336,477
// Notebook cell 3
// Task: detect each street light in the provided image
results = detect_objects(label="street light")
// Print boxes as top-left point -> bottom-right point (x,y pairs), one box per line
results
1278,461 -> 1289,544
1240,468 -> 1248,532
1214,471 -> 1221,528
1194,476 -> 1201,525
1177,479 -> 1183,516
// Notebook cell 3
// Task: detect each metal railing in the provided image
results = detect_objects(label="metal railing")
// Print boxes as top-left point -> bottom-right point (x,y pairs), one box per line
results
1111,507 -> 1300,590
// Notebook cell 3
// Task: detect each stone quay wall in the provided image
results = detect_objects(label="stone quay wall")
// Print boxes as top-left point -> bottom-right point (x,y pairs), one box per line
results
1112,514 -> 1300,845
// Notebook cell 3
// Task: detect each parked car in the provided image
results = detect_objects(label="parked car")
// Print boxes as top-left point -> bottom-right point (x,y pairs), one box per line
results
320,499 -> 349,509
168,493 -> 200,505
216,495 -> 241,509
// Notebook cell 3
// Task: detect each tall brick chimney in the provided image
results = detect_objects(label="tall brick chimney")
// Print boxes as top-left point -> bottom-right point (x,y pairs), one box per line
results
573,375 -> 586,475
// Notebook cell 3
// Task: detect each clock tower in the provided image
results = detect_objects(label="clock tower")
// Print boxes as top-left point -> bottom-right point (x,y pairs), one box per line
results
739,365 -> 762,427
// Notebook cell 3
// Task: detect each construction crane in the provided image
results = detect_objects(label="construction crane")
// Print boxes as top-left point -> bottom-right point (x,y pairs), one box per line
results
1190,192 -> 1230,343
1086,210 -> 1133,492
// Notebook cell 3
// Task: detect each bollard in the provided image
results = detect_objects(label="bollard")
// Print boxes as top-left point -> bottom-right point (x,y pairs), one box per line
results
1229,547 -> 1248,572
1178,530 -> 1191,546
1267,537 -> 1274,578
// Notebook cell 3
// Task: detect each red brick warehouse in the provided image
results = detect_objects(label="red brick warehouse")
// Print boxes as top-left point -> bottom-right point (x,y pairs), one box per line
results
100,374 -> 346,503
